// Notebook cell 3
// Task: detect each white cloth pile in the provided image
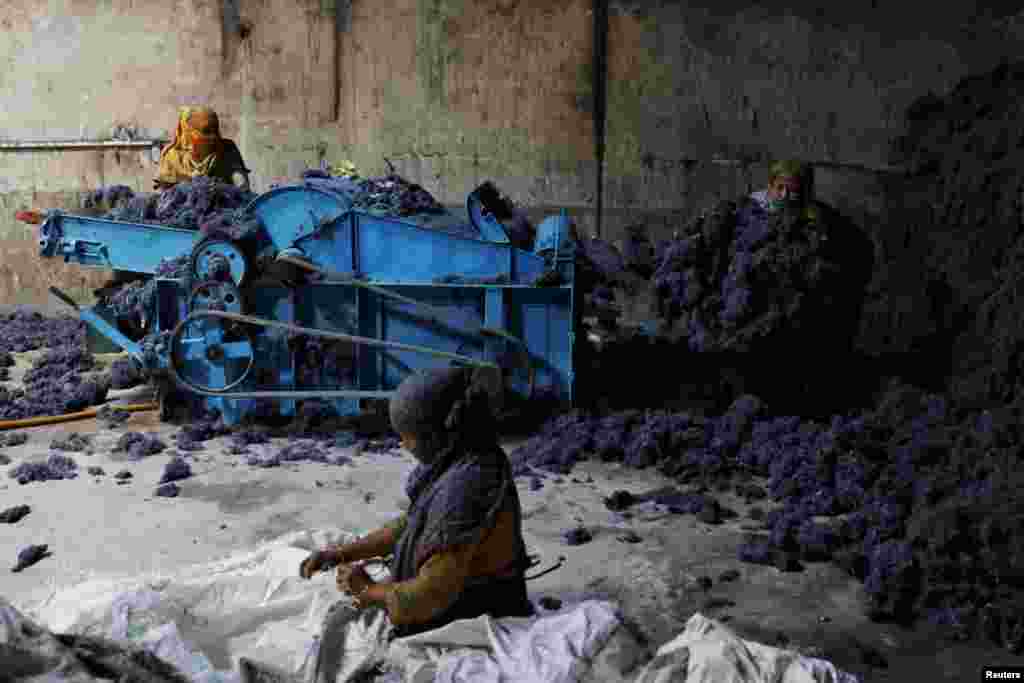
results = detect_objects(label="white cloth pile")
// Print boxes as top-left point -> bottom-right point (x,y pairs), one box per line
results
10,528 -> 861,683
632,614 -> 860,683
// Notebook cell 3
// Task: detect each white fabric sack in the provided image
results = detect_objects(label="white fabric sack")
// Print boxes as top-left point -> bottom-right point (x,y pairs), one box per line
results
633,613 -> 860,683
389,599 -> 623,683
25,529 -> 365,682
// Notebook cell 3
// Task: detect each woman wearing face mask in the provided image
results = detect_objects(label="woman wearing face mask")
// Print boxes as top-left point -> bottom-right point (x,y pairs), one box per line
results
154,106 -> 251,192
296,367 -> 533,674
749,159 -> 813,213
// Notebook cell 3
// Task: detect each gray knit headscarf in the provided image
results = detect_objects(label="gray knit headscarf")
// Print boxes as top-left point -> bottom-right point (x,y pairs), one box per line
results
389,367 -> 476,464
388,367 -> 523,584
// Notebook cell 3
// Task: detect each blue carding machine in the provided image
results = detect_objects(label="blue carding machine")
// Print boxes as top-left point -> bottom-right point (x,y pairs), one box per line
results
35,180 -> 579,425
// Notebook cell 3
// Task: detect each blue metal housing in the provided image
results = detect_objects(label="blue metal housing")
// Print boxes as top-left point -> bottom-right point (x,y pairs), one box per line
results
37,183 -> 578,425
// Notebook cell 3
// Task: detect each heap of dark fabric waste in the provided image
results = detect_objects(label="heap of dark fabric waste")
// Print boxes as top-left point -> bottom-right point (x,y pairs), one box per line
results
83,177 -> 255,231
0,598 -> 191,682
512,382 -> 1024,649
0,311 -> 86,355
9,453 -> 79,485
649,198 -> 872,354
290,337 -> 357,388
99,255 -> 192,333
336,173 -> 445,216
574,190 -> 874,418
517,59 -> 1024,652
300,169 -> 476,238
165,403 -> 397,465
0,313 -> 109,420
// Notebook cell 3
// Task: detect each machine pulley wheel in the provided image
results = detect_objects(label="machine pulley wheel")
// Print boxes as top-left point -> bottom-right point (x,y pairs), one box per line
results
188,280 -> 245,315
171,311 -> 256,393
191,237 -> 250,286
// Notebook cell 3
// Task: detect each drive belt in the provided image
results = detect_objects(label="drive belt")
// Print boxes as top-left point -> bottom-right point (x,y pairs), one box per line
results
167,309 -> 501,400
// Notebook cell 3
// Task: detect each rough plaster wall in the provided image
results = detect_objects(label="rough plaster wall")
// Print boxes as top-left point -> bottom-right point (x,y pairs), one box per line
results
0,0 -> 233,141
0,149 -> 157,306
231,0 -> 338,184
602,1 -> 1024,242
3,0 -> 1024,308
315,0 -> 595,224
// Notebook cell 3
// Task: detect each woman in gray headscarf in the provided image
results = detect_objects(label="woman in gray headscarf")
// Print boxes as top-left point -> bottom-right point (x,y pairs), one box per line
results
298,367 -> 533,661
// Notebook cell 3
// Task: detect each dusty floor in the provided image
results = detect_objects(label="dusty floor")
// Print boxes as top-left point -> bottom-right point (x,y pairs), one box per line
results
1,390 -> 1022,682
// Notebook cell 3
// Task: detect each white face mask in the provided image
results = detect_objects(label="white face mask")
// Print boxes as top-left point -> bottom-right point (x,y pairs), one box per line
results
767,182 -> 803,212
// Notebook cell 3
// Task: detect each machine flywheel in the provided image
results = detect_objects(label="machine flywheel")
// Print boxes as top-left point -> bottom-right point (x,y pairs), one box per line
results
171,288 -> 256,392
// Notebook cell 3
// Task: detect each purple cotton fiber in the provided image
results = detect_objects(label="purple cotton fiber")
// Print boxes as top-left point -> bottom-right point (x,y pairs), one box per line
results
864,540 -> 919,620
0,311 -> 85,355
231,429 -> 270,447
604,490 -> 637,511
797,520 -> 838,562
738,538 -> 774,565
50,433 -> 91,452
9,453 -> 79,485
97,177 -> 255,231
0,505 -> 31,524
579,239 -> 626,282
517,374 -> 1024,631
116,432 -> 167,460
563,526 -> 593,546
109,357 -> 142,390
650,490 -> 710,515
245,439 -> 353,468
96,405 -> 131,427
175,439 -> 204,452
160,456 -> 193,484
0,332 -> 108,420
155,482 -> 180,498
176,420 -> 229,445
0,432 -> 28,447
12,544 -> 51,572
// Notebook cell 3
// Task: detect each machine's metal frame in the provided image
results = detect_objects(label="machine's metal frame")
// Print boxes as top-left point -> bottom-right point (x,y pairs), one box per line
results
37,180 -> 579,425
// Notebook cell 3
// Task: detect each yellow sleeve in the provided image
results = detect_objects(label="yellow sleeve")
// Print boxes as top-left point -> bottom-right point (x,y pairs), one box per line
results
383,545 -> 475,626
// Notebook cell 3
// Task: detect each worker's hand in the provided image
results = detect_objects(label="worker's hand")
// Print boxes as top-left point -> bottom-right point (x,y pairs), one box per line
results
336,562 -> 373,596
299,547 -> 341,579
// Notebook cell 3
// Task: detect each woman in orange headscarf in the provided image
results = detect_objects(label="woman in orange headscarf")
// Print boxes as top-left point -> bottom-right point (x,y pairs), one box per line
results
154,106 -> 251,191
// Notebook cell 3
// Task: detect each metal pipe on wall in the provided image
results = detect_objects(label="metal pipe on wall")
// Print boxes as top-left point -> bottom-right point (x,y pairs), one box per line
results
592,0 -> 609,239
240,27 -> 255,191
333,0 -> 353,123
0,140 -> 165,151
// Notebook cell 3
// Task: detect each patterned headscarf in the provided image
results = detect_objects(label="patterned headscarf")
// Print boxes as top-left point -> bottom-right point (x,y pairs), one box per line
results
158,106 -> 224,178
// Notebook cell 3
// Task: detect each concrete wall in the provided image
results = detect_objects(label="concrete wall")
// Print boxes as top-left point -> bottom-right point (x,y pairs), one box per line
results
603,1 -> 1024,238
1,0 -> 1023,306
